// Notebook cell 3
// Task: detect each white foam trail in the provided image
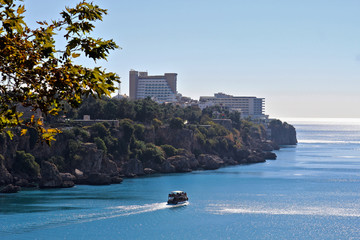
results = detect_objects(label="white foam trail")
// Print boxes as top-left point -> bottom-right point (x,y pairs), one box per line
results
79,202 -> 189,222
207,204 -> 360,217
3,202 -> 189,234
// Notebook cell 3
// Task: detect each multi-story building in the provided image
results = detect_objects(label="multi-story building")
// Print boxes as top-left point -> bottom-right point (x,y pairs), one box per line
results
129,70 -> 177,103
199,92 -> 266,119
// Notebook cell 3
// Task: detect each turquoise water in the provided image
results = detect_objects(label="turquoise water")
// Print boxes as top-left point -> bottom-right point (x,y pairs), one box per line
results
1,118 -> 360,239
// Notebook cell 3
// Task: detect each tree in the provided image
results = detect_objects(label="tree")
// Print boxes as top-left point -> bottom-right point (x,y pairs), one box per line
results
0,0 -> 120,143
169,117 -> 184,129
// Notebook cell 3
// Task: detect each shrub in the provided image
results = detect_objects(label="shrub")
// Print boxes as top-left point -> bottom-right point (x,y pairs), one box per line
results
13,151 -> 40,178
120,119 -> 135,141
134,123 -> 145,140
94,137 -> 107,153
89,123 -> 110,139
68,139 -> 80,154
139,144 -> 165,163
72,154 -> 83,166
152,118 -> 162,129
73,127 -> 90,141
169,117 -> 184,129
62,129 -> 76,139
195,129 -> 206,145
134,140 -> 146,151
161,144 -> 177,157
48,155 -> 66,172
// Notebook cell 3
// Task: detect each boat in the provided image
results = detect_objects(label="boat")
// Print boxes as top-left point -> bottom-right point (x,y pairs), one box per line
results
167,190 -> 188,205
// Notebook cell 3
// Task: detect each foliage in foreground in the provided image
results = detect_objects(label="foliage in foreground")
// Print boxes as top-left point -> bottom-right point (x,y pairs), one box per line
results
0,0 -> 119,143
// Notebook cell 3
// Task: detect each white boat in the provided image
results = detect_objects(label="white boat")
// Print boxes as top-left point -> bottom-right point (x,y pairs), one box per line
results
167,190 -> 188,205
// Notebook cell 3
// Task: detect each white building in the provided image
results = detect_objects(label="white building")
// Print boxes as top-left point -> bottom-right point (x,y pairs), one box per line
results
199,92 -> 267,119
129,70 -> 177,103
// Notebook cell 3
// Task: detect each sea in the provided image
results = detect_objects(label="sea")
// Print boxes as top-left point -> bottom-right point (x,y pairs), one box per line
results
1,118 -> 360,240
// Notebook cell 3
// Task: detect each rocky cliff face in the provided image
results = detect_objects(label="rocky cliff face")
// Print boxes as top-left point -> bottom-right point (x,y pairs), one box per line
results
0,118 -> 297,193
0,155 -> 13,185
269,120 -> 297,145
145,126 -> 194,151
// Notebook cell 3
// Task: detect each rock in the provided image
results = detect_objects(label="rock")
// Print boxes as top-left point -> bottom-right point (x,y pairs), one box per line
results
0,184 -> 21,193
0,155 -> 13,185
269,120 -> 297,145
74,169 -> 84,178
84,173 -> 111,185
261,141 -> 275,151
160,161 -> 176,173
246,152 -> 266,163
111,176 -> 123,184
101,158 -> 119,175
39,161 -> 63,188
264,152 -> 277,160
167,155 -> 192,172
62,181 -> 75,188
144,168 -> 156,175
123,159 -> 144,177
14,179 -> 29,187
235,149 -> 251,163
223,157 -> 237,165
60,173 -> 76,182
181,151 -> 199,169
60,173 -> 76,188
198,154 -> 224,170
125,173 -> 137,178
72,143 -> 103,174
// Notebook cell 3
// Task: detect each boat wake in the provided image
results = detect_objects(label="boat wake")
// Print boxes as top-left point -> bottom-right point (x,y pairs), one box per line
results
1,202 -> 189,235
109,201 -> 189,215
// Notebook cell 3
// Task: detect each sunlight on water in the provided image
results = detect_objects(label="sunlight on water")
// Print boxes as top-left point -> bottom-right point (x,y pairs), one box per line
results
281,118 -> 360,125
207,204 -> 360,217
299,140 -> 360,144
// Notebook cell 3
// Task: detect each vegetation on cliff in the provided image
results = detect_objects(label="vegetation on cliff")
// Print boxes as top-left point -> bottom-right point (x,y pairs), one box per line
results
0,96 -> 297,191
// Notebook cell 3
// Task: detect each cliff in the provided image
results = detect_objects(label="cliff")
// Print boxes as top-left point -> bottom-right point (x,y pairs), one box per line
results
269,120 -> 298,145
0,118 -> 297,192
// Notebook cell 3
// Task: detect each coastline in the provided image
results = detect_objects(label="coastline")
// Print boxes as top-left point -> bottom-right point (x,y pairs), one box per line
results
0,117 -> 297,193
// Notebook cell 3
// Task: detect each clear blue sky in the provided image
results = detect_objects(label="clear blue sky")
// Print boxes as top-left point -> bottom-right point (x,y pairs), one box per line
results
24,0 -> 360,118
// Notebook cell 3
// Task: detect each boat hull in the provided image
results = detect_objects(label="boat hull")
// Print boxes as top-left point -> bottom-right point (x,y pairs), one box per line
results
167,200 -> 188,205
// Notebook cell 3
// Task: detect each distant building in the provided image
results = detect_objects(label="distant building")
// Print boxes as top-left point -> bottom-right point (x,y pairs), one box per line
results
129,70 -> 177,103
199,92 -> 267,119
69,115 -> 119,128
112,94 -> 128,100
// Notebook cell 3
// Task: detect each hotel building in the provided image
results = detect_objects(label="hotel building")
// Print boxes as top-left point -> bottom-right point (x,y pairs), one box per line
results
129,70 -> 177,103
199,93 -> 266,119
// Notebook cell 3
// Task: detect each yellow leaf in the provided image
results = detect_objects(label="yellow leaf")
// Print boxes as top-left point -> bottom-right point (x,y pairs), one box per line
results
21,129 -> 28,136
6,130 -> 14,140
17,5 -> 25,15
47,128 -> 61,133
30,115 -> 35,123
72,53 -> 80,58
37,119 -> 43,126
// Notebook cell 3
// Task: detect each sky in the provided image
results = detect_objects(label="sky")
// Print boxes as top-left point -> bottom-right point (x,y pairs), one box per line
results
23,0 -> 360,118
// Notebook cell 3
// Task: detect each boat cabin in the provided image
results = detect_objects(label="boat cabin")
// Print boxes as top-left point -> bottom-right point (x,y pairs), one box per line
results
167,190 -> 188,204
